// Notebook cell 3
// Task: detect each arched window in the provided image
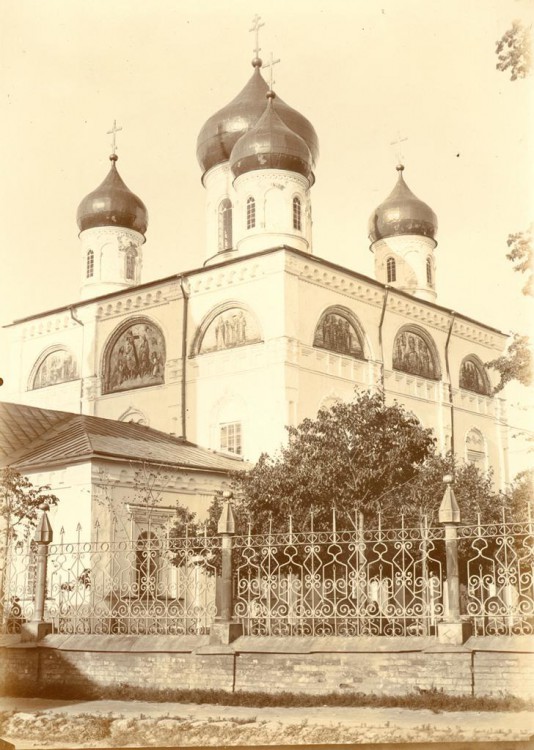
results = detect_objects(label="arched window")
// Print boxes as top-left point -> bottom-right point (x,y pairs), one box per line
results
386,257 -> 396,283
86,250 -> 94,278
136,531 -> 160,598
218,198 -> 233,252
392,327 -> 440,380
246,197 -> 255,229
426,257 -> 432,285
293,196 -> 302,230
125,252 -> 135,281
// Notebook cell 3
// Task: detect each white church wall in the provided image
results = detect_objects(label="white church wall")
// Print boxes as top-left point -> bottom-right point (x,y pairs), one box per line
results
20,462 -> 93,543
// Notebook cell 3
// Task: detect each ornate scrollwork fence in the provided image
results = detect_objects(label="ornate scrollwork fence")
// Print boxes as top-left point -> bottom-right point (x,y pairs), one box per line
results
458,506 -> 534,635
1,502 -> 532,638
233,513 -> 445,636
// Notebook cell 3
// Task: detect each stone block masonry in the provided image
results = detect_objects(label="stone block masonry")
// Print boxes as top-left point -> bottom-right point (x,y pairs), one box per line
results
1,634 -> 533,699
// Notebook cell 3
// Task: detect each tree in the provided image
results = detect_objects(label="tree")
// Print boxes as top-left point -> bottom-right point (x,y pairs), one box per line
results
231,391 -> 437,532
506,226 -> 533,297
486,333 -> 533,393
495,21 -> 532,80
0,467 -> 60,542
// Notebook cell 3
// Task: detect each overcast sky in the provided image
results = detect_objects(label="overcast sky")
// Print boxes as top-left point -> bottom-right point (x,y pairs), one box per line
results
0,0 -> 532,473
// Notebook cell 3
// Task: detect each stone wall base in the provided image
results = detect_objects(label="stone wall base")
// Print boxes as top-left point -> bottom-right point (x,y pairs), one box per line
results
1,634 -> 533,699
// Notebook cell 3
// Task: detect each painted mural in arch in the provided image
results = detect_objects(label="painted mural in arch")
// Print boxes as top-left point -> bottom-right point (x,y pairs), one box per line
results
393,330 -> 438,380
32,348 -> 77,389
313,311 -> 364,359
104,320 -> 166,394
199,308 -> 261,354
460,358 -> 491,396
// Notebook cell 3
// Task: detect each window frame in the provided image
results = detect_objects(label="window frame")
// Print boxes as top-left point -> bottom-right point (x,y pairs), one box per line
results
386,257 -> 396,283
218,198 -> 233,252
86,249 -> 94,278
220,421 -> 242,455
292,196 -> 302,231
246,196 -> 256,230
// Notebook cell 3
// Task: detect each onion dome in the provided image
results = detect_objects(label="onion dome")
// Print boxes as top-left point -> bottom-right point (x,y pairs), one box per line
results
196,59 -> 319,178
368,165 -> 437,243
76,155 -> 148,235
230,92 -> 313,181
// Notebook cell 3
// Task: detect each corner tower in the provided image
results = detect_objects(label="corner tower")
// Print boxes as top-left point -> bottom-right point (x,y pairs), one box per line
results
76,140 -> 148,300
369,165 -> 438,302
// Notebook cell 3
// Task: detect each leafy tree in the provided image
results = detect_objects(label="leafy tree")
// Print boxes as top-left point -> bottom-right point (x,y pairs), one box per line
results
506,226 -> 533,296
0,467 -> 60,542
495,21 -> 531,80
231,391 -> 437,532
486,333 -> 533,393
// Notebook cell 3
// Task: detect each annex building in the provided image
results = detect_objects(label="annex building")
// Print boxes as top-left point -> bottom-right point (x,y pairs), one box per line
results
3,50 -> 510,503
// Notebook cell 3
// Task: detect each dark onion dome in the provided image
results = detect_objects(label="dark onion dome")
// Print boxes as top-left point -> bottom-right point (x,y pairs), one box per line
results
230,92 -> 313,181
196,60 -> 319,178
368,165 -> 437,244
76,155 -> 148,235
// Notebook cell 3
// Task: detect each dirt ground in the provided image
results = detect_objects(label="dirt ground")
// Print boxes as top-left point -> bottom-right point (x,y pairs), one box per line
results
1,697 -> 533,748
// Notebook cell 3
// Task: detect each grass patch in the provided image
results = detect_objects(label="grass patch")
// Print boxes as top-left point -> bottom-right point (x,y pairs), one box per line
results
3,681 -> 533,713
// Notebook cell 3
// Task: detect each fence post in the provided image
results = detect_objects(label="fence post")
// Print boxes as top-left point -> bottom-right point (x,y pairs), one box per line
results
209,491 -> 243,645
22,502 -> 54,642
437,476 -> 471,645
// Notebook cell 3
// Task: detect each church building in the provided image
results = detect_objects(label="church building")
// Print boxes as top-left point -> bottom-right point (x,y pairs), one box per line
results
3,45 -> 510,494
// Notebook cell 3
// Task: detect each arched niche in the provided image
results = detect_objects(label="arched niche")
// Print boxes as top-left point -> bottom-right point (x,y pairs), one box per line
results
459,355 -> 491,396
119,407 -> 149,426
102,317 -> 166,395
465,427 -> 487,470
392,326 -> 440,380
30,346 -> 78,390
193,303 -> 262,355
313,306 -> 366,359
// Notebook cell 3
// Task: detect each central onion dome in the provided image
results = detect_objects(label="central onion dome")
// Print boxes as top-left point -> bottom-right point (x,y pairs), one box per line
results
196,59 -> 319,178
230,91 -> 313,181
76,155 -> 148,236
368,165 -> 437,244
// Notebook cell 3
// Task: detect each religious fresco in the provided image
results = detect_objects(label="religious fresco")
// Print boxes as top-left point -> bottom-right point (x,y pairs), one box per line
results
393,330 -> 438,379
104,321 -> 165,394
32,349 -> 77,389
199,308 -> 261,354
460,358 -> 490,396
313,312 -> 364,359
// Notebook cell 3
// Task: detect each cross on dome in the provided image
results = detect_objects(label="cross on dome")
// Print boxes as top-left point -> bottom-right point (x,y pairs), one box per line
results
249,14 -> 265,65
262,53 -> 281,93
107,119 -> 123,158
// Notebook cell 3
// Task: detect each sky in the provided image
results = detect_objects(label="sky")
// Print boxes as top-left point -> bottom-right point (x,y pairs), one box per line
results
0,0 -> 532,473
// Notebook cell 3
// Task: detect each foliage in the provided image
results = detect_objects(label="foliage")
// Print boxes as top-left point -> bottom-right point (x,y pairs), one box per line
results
231,391 -> 438,532
506,226 -> 533,296
486,333 -> 533,393
0,467 -> 59,541
495,21 -> 531,80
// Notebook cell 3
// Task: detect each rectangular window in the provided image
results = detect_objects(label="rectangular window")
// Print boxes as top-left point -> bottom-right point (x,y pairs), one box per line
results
220,422 -> 242,455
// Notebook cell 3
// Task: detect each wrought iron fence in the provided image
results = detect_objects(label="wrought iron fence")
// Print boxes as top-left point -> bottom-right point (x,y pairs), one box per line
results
233,514 -> 445,636
459,506 -> 534,636
1,503 -> 532,638
1,532 -> 220,636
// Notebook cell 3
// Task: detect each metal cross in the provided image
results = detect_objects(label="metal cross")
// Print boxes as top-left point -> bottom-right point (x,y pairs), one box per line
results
249,14 -> 264,59
262,52 -> 281,91
390,132 -> 408,166
107,119 -> 123,156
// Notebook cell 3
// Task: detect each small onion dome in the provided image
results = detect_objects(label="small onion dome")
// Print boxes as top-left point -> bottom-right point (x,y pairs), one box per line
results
196,60 -> 319,178
76,155 -> 148,235
230,92 -> 313,181
368,165 -> 437,243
